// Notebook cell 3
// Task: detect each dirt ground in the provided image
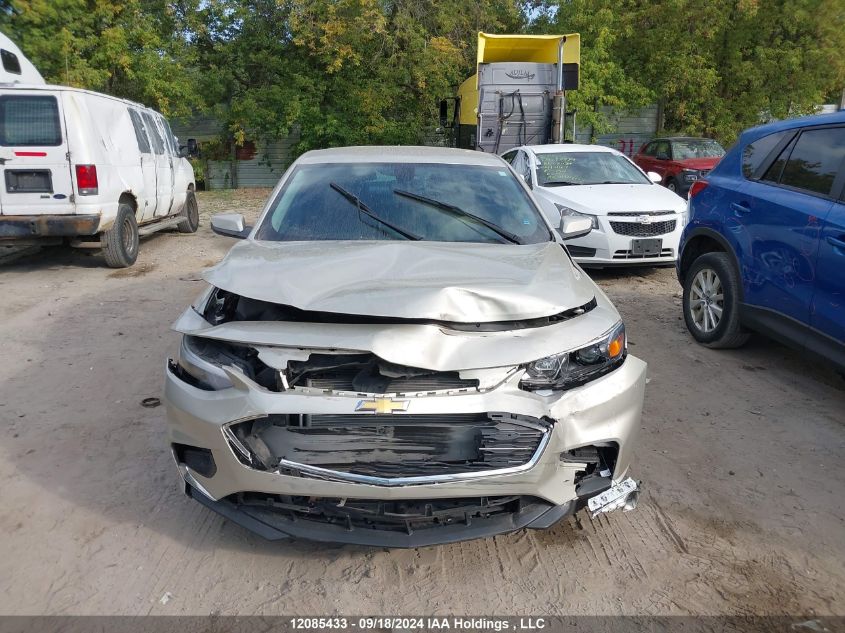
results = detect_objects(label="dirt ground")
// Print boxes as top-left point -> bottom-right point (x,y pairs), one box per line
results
0,188 -> 843,616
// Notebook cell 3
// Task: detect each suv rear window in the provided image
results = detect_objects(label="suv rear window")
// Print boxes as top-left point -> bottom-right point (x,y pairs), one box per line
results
0,95 -> 61,146
742,131 -> 789,178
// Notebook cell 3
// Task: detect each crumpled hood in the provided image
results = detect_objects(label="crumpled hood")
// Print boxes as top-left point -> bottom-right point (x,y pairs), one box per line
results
203,240 -> 595,323
538,183 -> 686,215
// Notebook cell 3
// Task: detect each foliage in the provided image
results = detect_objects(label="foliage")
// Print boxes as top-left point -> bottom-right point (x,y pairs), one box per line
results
0,0 -> 198,117
1,0 -> 843,148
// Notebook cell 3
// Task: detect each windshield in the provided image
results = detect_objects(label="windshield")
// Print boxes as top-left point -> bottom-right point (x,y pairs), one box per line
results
535,151 -> 650,186
254,162 -> 552,244
672,139 -> 725,160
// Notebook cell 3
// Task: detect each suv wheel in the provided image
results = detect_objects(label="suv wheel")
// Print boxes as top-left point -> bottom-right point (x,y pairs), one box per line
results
102,203 -> 139,268
682,252 -> 750,348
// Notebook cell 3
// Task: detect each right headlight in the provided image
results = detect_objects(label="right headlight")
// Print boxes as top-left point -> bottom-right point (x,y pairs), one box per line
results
520,322 -> 627,391
555,203 -> 600,230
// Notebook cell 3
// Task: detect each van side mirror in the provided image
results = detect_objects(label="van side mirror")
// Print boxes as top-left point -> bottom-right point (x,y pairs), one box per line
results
559,215 -> 593,240
187,138 -> 199,158
178,146 -> 190,158
211,213 -> 251,239
439,100 -> 448,128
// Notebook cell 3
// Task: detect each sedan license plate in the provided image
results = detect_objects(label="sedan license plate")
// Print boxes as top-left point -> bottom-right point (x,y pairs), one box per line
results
631,238 -> 662,256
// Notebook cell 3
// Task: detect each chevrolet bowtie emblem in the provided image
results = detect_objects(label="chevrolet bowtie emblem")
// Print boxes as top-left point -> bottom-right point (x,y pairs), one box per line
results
355,397 -> 409,414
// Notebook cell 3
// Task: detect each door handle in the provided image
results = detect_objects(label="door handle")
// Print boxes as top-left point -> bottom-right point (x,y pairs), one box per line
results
731,202 -> 751,215
827,236 -> 845,253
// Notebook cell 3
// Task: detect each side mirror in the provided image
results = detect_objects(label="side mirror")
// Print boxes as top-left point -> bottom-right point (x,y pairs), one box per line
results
211,213 -> 251,239
439,100 -> 448,128
559,215 -> 593,240
187,138 -> 199,158
655,152 -> 669,161
178,146 -> 190,158
647,171 -> 662,183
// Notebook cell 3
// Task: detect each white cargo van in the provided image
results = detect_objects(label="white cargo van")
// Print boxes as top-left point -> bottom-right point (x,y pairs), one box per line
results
0,84 -> 198,267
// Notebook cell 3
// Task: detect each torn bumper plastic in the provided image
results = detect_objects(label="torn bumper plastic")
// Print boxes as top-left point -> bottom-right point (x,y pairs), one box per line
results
164,348 -> 646,546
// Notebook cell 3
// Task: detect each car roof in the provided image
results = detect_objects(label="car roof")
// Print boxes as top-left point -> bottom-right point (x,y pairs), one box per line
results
519,143 -> 621,155
297,145 -> 507,166
741,109 -> 845,143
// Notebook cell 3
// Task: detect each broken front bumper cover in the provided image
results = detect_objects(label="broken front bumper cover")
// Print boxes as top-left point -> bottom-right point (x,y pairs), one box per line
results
185,484 -> 580,548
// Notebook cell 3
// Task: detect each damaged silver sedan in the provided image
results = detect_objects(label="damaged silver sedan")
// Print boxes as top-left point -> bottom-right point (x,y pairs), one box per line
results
164,146 -> 646,547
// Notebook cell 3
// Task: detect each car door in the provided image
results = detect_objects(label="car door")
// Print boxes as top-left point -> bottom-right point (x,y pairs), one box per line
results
127,108 -> 157,220
141,111 -> 173,217
161,116 -> 189,214
811,183 -> 845,343
0,91 -> 74,217
651,140 -> 672,180
739,125 -> 843,325
635,141 -> 656,173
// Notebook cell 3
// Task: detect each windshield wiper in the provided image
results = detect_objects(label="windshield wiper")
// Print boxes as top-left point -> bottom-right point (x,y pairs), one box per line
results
541,180 -> 577,187
392,189 -> 522,245
330,182 -> 422,241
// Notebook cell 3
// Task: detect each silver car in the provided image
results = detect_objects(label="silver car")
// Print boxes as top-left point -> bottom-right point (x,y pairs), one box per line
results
164,146 -> 646,547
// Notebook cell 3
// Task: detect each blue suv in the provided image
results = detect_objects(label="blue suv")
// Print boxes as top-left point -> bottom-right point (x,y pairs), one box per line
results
678,111 -> 845,369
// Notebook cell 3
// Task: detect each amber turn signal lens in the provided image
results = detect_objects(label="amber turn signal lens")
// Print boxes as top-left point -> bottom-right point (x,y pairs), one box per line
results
608,334 -> 625,359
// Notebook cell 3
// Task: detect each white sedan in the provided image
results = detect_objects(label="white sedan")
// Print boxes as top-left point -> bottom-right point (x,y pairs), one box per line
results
502,144 -> 688,267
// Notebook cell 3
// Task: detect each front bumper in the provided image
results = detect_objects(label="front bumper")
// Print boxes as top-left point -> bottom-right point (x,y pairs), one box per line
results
566,215 -> 683,267
0,214 -> 101,239
164,352 -> 647,546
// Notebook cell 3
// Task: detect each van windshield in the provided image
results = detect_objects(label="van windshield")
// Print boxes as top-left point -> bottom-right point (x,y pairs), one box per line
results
254,162 -> 552,244
0,95 -> 61,146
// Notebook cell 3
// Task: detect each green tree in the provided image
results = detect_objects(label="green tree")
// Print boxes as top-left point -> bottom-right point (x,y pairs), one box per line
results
0,0 -> 197,116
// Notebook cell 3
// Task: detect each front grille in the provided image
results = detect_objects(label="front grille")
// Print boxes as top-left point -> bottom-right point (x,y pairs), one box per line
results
229,492 -> 544,535
567,245 -> 597,258
610,220 -> 676,237
607,211 -> 674,217
302,368 -> 477,393
613,248 -> 674,260
226,413 -> 550,481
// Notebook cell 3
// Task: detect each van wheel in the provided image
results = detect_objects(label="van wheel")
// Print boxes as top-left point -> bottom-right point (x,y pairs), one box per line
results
177,192 -> 199,233
682,252 -> 749,348
102,203 -> 139,268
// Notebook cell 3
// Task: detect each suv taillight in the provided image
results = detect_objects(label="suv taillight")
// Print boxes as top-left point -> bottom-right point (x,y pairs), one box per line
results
75,164 -> 98,195
688,179 -> 708,199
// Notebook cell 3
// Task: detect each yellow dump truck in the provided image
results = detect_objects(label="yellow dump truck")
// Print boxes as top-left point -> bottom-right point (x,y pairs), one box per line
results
440,32 -> 580,153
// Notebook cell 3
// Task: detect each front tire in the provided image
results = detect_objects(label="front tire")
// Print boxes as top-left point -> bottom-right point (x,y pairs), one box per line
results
666,178 -> 679,193
177,191 -> 199,233
682,252 -> 749,348
102,203 -> 139,268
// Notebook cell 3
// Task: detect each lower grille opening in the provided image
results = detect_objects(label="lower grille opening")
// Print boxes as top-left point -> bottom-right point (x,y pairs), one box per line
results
173,443 -> 217,478
612,248 -> 674,260
226,413 -> 551,481
230,493 -> 545,534
567,245 -> 597,258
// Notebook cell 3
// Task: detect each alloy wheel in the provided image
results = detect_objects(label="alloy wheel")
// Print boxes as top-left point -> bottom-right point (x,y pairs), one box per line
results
689,267 -> 724,333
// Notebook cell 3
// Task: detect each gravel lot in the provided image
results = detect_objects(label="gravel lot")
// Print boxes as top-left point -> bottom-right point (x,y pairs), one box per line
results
0,188 -> 843,616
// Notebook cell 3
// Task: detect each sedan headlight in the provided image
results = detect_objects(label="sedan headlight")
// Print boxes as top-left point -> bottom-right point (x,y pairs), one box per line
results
555,203 -> 600,230
521,322 -> 626,391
